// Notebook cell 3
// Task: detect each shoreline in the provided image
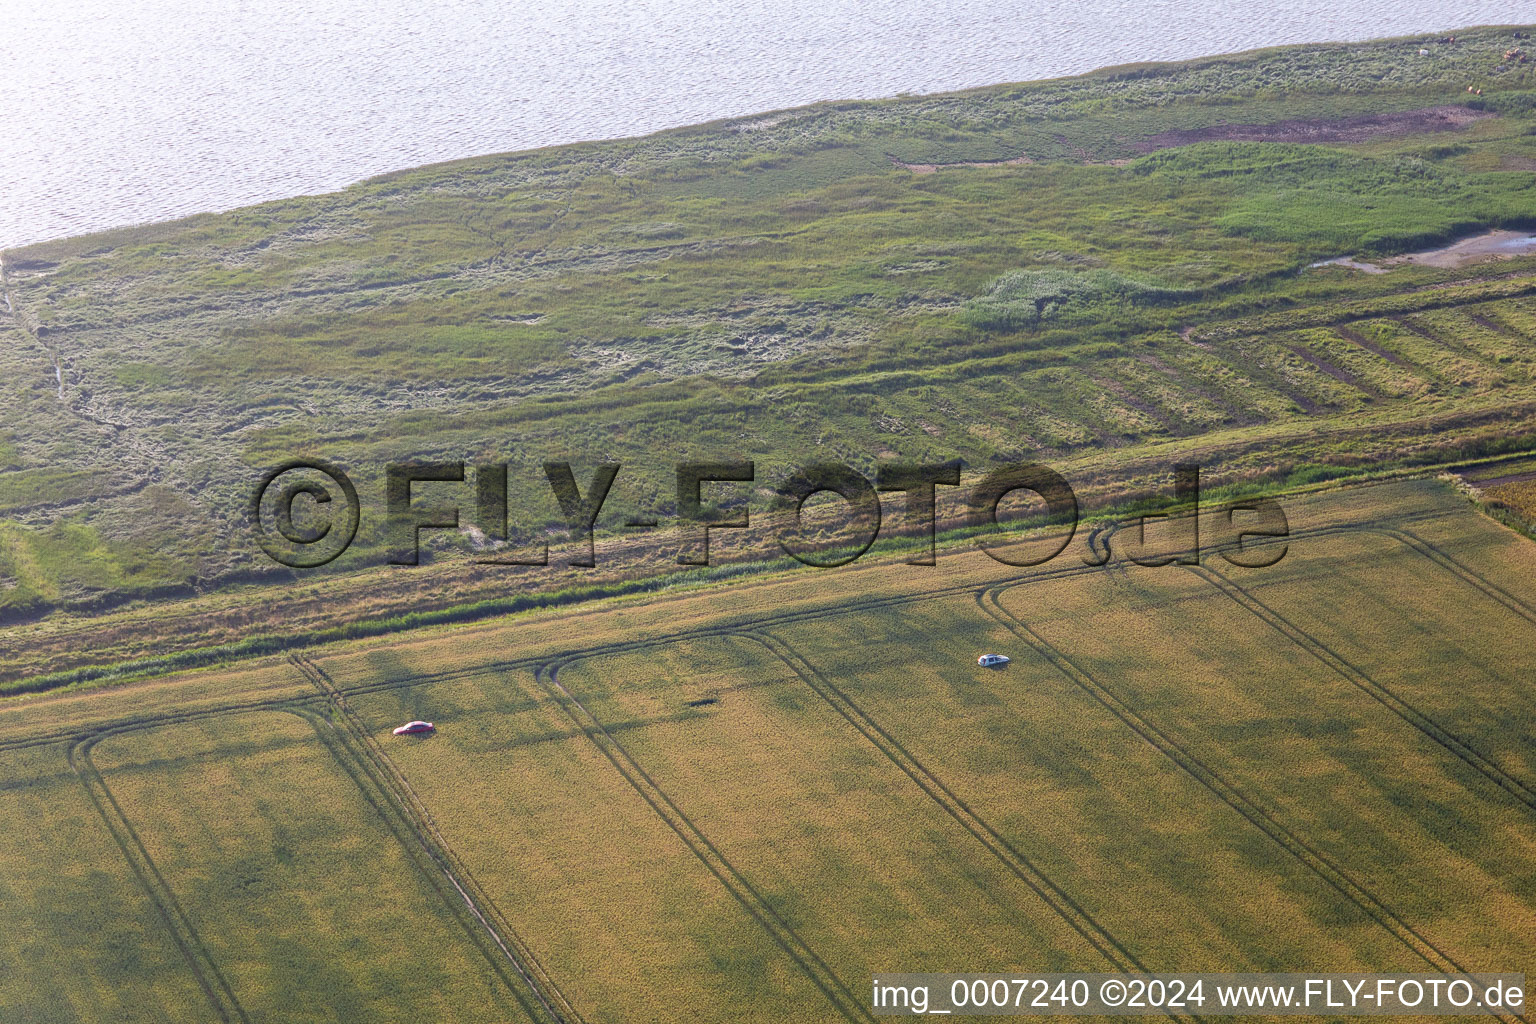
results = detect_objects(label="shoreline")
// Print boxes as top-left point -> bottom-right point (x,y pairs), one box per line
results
6,20 -> 1530,257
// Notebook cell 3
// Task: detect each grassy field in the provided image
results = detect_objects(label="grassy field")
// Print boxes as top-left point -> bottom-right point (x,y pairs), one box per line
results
5,26 -> 1536,686
2,478 -> 1532,1021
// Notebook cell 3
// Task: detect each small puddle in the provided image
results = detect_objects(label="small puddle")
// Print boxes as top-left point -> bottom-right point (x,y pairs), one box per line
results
1309,257 -> 1387,274
1395,229 -> 1536,268
1310,229 -> 1536,274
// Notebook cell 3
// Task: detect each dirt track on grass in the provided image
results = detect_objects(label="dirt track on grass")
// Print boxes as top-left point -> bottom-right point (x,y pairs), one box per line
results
1130,104 -> 1493,152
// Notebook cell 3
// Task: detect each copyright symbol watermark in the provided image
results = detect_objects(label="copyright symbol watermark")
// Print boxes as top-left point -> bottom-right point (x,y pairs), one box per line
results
250,460 -> 359,568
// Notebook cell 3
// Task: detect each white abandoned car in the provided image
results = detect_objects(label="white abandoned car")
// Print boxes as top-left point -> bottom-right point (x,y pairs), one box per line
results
976,654 -> 1010,667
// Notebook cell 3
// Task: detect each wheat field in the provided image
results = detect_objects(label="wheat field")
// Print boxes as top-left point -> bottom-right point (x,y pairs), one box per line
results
1,478 -> 1532,1022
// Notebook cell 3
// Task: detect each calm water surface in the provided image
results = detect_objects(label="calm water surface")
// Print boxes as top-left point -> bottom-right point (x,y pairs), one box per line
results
2,0 -> 1529,249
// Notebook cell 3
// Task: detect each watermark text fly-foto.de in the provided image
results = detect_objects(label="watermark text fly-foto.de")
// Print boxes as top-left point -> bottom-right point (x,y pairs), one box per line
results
871,973 -> 1524,1016
251,458 -> 1288,570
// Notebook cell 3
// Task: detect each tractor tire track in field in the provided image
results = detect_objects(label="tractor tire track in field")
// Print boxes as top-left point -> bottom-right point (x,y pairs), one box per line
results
73,698 -> 564,1024
1194,562 -> 1536,814
977,584 -> 1527,1024
0,689 -> 359,756
1378,524 -> 1536,627
1205,520 -> 1536,634
68,729 -> 251,1024
278,704 -> 563,1024
736,632 -> 1177,996
535,656 -> 877,1024
544,631 -> 1190,1024
288,655 -> 582,1024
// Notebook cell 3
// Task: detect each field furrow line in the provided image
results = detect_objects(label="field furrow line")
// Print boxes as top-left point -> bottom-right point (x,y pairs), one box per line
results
0,692 -> 342,755
978,585 -> 1526,1024
1377,525 -> 1536,628
537,658 -> 877,1024
741,631 -> 1179,998
288,655 -> 582,1024
276,704 -> 560,1024
67,731 -> 250,1024
1195,564 -> 1536,812
5,499 -> 1523,1024
0,502 -> 1465,728
1216,519 -> 1536,640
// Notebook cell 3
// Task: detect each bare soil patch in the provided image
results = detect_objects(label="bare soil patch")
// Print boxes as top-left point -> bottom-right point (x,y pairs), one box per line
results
1310,232 -> 1536,274
889,153 -> 1033,174
1388,229 -> 1536,269
1475,470 -> 1536,488
1287,344 -> 1362,390
1310,257 -> 1388,274
1336,326 -> 1409,367
1130,105 -> 1492,152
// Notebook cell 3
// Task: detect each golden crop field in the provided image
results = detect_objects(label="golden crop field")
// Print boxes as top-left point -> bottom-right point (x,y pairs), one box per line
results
1,478 -> 1532,1023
